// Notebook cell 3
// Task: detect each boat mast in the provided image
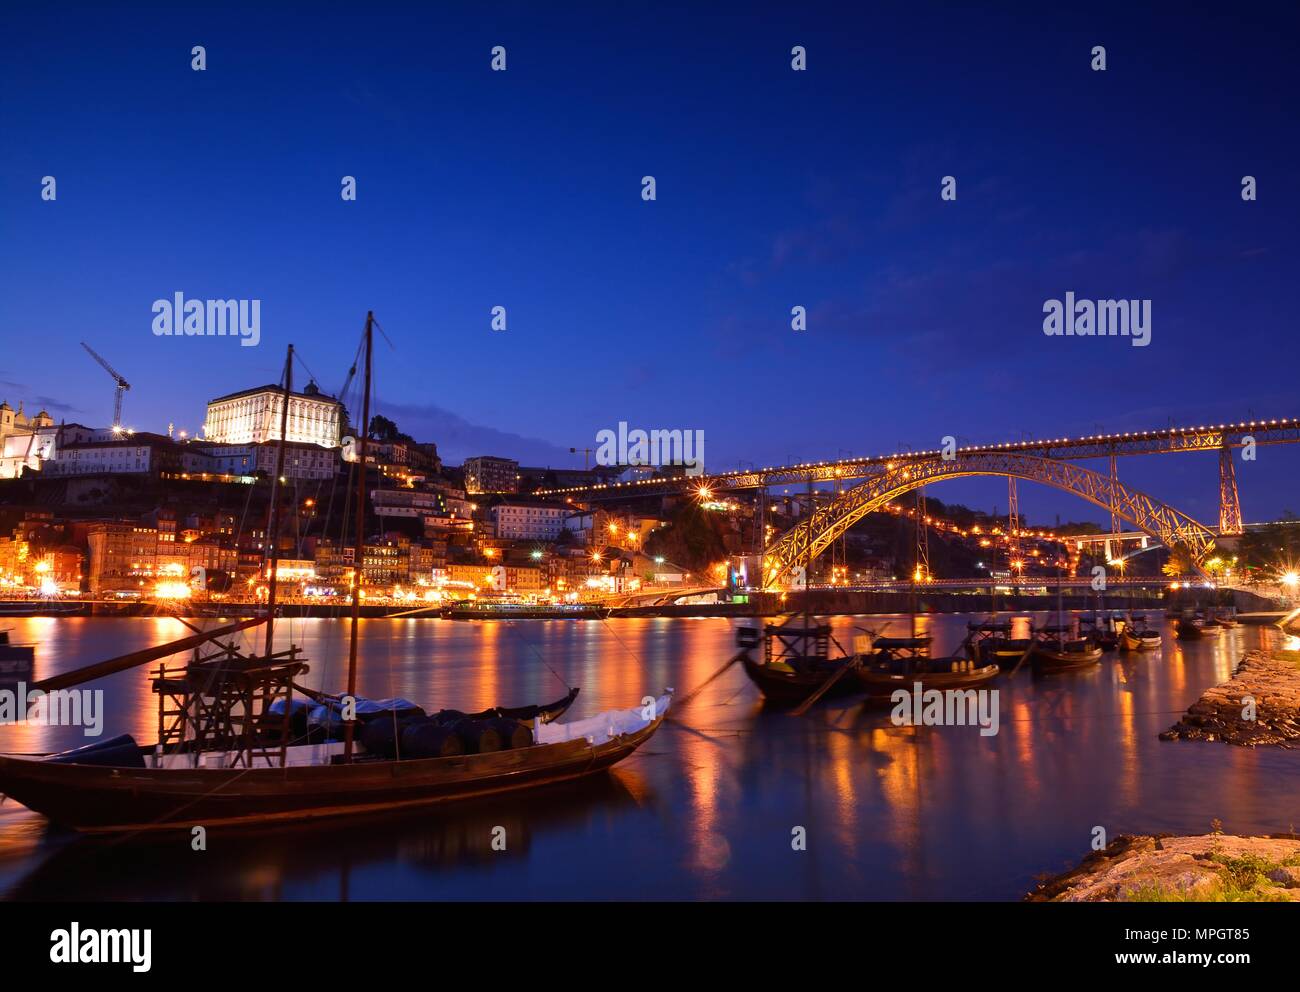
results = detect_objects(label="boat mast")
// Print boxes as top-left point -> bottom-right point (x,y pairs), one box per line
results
263,343 -> 294,655
343,313 -> 373,762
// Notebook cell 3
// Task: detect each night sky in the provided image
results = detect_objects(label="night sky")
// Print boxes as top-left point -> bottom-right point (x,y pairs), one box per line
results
2,3 -> 1297,526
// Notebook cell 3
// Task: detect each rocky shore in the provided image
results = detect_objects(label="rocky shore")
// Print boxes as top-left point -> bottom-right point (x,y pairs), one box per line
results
1028,833 -> 1300,901
1161,648 -> 1300,746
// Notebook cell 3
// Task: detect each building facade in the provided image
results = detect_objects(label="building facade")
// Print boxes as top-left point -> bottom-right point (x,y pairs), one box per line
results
0,402 -> 57,479
490,501 -> 568,541
463,456 -> 519,494
202,381 -> 343,448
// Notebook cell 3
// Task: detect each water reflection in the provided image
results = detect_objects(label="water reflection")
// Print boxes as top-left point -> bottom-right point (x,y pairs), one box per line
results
2,614 -> 1299,900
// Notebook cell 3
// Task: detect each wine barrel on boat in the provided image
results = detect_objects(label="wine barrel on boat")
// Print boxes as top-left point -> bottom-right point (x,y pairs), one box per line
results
399,720 -> 465,759
44,734 -> 146,769
359,716 -> 405,758
489,717 -> 532,750
452,718 -> 504,754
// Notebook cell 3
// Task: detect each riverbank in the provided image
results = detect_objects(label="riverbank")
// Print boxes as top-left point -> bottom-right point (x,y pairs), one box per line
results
1161,649 -> 1300,746
1027,833 -> 1300,901
0,590 -> 1172,621
0,587 -> 1285,621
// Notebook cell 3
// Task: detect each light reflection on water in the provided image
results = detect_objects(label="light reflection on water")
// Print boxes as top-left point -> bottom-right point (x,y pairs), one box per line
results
1,613 -> 1298,901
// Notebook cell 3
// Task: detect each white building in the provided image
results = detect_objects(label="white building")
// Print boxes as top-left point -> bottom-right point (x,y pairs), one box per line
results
44,434 -> 176,477
0,402 -> 57,478
203,380 -> 343,448
490,502 -> 568,541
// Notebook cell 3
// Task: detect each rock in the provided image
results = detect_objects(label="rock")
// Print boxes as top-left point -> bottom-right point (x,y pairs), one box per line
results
1164,650 -> 1300,747
1028,834 -> 1300,902
1266,866 -> 1300,888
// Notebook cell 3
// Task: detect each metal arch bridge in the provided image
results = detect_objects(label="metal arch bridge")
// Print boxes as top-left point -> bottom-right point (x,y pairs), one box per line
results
537,415 -> 1300,536
758,451 -> 1219,590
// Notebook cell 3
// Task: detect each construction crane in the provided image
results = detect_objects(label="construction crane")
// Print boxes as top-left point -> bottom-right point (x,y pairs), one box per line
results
80,341 -> 131,431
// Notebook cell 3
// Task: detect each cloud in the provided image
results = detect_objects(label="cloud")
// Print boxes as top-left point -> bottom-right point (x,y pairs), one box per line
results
375,399 -> 571,466
0,378 -> 83,415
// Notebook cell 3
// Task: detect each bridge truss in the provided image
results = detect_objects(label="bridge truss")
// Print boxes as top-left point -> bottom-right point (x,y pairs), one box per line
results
760,451 -> 1220,590
537,417 -> 1300,501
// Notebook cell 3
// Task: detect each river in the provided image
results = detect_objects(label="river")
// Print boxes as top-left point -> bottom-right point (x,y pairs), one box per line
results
2,613 -> 1298,900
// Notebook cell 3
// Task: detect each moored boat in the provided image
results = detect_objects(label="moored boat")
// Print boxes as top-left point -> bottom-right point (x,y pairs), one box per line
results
1176,616 -> 1223,639
1118,615 -> 1161,652
1079,614 -> 1120,651
1031,636 -> 1103,672
735,620 -> 861,707
857,652 -> 999,698
0,691 -> 668,833
967,621 -> 1034,670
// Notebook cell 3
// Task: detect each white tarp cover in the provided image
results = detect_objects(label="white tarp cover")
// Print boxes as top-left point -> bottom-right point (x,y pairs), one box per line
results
535,693 -> 671,747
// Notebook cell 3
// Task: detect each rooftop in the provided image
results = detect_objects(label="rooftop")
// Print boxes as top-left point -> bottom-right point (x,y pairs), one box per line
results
208,380 -> 339,404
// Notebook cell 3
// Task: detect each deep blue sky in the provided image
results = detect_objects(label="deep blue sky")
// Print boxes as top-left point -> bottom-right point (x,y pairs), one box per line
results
2,2 -> 1298,526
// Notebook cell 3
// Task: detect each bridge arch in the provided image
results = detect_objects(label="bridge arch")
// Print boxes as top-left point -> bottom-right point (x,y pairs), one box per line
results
761,451 -> 1217,589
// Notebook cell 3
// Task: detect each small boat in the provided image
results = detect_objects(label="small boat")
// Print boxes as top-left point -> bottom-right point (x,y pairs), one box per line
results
1031,637 -> 1103,672
857,652 -> 999,698
1079,614 -> 1119,651
1118,616 -> 1161,652
0,630 -> 35,681
735,620 -> 861,707
1176,616 -> 1223,640
967,621 -> 1034,670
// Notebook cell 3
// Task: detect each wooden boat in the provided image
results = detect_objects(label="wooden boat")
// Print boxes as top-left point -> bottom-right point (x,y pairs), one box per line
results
1118,616 -> 1161,652
1031,637 -> 1103,672
857,653 -> 999,698
1079,614 -> 1120,651
735,620 -> 861,707
1176,617 -> 1223,640
966,621 -> 1034,670
0,693 -> 667,834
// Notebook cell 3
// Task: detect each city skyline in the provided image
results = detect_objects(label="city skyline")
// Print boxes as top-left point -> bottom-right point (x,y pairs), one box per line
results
2,3 -> 1298,528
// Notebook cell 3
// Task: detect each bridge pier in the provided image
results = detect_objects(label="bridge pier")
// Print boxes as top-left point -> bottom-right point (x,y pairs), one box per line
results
1219,444 -> 1244,535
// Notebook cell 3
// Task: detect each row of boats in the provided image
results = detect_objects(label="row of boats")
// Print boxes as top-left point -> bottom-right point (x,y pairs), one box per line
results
735,610 -> 1173,708
1172,610 -> 1239,640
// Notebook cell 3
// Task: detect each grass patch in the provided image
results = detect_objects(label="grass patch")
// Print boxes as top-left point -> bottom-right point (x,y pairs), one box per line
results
1126,880 -> 1292,902
1125,852 -> 1300,902
1272,648 -> 1300,670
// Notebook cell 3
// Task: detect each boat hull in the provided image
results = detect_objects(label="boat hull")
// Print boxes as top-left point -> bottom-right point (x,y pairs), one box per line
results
1176,620 -> 1222,640
1119,631 -> 1160,652
1031,645 -> 1103,671
0,717 -> 662,834
740,654 -> 860,707
857,663 -> 1000,698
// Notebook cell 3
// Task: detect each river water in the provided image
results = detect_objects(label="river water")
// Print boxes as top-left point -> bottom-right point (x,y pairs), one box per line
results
2,613 -> 1298,900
